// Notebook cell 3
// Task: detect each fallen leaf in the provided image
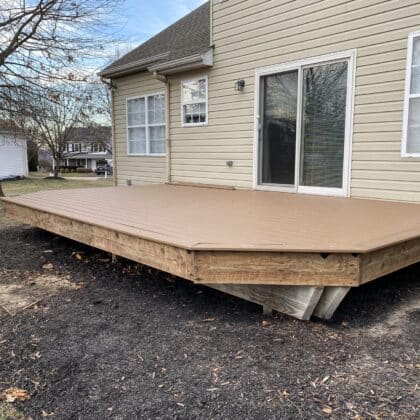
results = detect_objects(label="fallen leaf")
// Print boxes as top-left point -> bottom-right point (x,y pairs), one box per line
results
261,320 -> 271,327
42,263 -> 53,270
203,317 -> 215,322
41,410 -> 54,417
322,405 -> 333,414
2,388 -> 30,403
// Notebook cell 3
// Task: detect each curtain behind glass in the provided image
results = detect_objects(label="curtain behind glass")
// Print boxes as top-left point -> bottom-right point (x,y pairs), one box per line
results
300,62 -> 348,188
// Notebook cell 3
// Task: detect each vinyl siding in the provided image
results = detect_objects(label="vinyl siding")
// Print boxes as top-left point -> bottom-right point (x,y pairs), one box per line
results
113,0 -> 420,202
168,0 -> 420,201
113,72 -> 166,186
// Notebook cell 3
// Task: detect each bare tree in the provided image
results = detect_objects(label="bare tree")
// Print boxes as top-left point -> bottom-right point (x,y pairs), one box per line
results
0,1 -> 119,100
18,83 -> 102,177
0,0 -> 120,193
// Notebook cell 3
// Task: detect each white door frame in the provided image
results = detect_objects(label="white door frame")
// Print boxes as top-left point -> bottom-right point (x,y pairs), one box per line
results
253,49 -> 356,197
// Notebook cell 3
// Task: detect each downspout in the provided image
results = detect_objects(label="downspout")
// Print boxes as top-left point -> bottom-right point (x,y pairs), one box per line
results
101,76 -> 118,186
153,71 -> 171,183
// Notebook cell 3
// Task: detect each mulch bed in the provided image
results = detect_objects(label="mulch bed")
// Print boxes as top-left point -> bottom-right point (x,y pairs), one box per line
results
0,224 -> 419,419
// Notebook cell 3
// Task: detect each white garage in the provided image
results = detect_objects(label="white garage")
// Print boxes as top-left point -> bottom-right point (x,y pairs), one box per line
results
0,131 -> 28,180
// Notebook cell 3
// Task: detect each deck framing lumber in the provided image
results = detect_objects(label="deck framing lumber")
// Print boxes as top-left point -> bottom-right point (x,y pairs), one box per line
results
4,202 -> 195,280
193,251 -> 361,286
206,284 -> 324,320
4,201 -> 420,291
359,238 -> 420,285
313,287 -> 351,320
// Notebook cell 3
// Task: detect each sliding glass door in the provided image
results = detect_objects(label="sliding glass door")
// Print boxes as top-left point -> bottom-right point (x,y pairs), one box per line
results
257,53 -> 353,196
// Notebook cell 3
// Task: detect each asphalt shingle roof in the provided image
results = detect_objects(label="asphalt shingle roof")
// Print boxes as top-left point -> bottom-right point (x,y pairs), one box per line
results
101,1 -> 210,77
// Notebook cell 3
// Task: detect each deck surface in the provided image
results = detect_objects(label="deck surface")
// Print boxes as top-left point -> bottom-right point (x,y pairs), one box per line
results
3,184 -> 420,253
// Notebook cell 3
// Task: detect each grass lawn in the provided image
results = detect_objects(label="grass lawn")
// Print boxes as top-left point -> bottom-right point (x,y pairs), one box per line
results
29,171 -> 100,178
0,177 -> 113,228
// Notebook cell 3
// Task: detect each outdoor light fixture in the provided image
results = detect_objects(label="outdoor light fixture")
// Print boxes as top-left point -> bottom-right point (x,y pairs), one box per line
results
235,79 -> 245,92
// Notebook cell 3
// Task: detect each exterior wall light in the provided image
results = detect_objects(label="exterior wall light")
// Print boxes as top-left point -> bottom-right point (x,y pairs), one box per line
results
235,79 -> 245,92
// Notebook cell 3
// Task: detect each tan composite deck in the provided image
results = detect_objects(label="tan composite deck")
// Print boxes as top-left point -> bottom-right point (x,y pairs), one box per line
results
3,184 -> 420,320
2,184 -> 420,288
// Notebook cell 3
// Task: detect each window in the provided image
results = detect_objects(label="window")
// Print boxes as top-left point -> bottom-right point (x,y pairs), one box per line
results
181,77 -> 208,125
402,31 -> 420,157
255,50 -> 355,197
127,93 -> 165,155
91,143 -> 105,152
67,143 -> 82,152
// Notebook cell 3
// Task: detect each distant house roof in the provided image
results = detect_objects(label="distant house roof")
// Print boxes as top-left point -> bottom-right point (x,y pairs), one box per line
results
100,1 -> 211,78
66,126 -> 111,144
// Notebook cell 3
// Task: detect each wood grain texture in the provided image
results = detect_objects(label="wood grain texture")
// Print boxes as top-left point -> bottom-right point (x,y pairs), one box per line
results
194,251 -> 361,286
359,237 -> 420,285
4,202 -> 194,280
313,287 -> 351,320
206,284 -> 324,320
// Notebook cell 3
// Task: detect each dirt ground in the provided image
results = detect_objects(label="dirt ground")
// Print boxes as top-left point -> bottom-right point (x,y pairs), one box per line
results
0,222 -> 419,419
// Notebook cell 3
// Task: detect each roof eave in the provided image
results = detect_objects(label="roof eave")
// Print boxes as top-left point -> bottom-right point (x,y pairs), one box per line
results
99,52 -> 170,79
148,49 -> 213,75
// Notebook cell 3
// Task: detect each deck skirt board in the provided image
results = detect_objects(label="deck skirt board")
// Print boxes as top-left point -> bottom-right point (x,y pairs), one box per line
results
5,202 -> 195,280
193,251 -> 361,286
2,185 -> 420,320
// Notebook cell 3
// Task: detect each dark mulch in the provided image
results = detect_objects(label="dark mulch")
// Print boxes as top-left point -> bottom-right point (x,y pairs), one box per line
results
0,225 -> 419,419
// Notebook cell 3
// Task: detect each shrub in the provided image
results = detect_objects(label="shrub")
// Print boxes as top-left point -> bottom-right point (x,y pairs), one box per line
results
76,167 -> 93,173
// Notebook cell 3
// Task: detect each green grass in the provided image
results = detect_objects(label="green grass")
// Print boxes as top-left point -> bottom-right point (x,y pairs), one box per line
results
0,177 -> 113,228
2,177 -> 113,197
29,171 -> 99,178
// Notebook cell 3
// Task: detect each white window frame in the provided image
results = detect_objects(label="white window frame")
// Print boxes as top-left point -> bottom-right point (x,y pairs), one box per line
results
126,92 -> 166,156
402,31 -> 420,159
181,75 -> 208,127
253,50 -> 356,198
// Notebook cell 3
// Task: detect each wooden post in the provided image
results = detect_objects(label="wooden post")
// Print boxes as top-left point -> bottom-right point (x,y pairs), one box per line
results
313,287 -> 351,320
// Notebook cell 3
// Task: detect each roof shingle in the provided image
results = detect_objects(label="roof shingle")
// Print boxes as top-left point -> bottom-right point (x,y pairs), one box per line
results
101,2 -> 210,77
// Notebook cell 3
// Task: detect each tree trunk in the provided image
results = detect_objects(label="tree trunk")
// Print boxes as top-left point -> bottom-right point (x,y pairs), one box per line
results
0,182 -> 4,197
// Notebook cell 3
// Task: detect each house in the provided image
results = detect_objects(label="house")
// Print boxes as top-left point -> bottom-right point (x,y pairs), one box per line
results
99,0 -> 420,202
3,1 -> 420,320
0,122 -> 28,180
61,126 -> 112,171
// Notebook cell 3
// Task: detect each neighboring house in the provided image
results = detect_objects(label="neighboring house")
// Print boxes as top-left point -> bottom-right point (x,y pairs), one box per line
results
100,0 -> 420,203
61,126 -> 112,171
0,122 -> 28,180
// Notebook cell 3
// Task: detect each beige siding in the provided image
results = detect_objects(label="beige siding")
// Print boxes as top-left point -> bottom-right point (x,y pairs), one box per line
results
113,72 -> 166,186
113,0 -> 420,202
166,0 -> 420,201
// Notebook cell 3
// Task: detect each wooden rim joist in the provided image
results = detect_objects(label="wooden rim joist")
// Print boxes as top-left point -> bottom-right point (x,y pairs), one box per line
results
4,199 -> 420,320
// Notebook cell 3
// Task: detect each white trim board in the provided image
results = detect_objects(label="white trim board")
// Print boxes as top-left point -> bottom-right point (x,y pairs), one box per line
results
253,49 -> 356,198
126,91 -> 166,157
180,75 -> 209,127
401,30 -> 420,159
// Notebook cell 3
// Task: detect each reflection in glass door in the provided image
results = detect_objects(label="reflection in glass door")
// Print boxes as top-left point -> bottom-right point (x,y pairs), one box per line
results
258,56 -> 351,196
260,70 -> 298,186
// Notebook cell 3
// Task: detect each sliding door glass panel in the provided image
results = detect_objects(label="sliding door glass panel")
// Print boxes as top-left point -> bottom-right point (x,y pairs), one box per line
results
300,62 -> 348,188
260,70 -> 298,185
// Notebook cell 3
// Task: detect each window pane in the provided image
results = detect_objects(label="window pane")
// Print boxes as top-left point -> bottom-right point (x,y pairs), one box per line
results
128,127 -> 146,154
410,66 -> 420,94
407,97 -> 420,153
149,126 -> 165,154
128,98 -> 145,126
148,94 -> 165,124
182,79 -> 206,102
183,103 -> 206,124
300,61 -> 348,189
412,37 -> 420,66
261,71 -> 298,185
